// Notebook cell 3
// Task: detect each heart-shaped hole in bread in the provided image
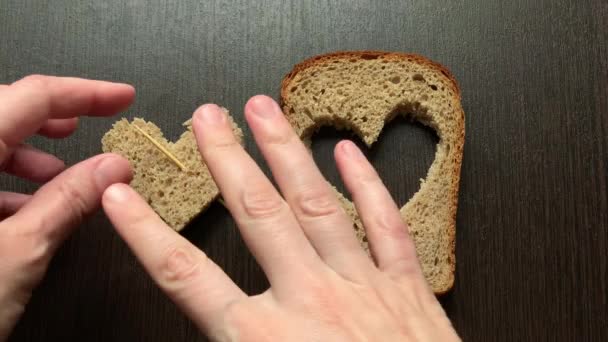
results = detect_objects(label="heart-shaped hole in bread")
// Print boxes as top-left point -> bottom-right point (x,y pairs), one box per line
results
311,115 -> 438,207
280,51 -> 464,294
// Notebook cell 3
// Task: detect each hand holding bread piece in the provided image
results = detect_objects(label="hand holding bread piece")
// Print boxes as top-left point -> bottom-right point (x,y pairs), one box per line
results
102,112 -> 243,231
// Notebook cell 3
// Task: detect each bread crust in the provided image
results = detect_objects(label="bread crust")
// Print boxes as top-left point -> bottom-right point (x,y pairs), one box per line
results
281,51 -> 461,105
280,51 -> 464,294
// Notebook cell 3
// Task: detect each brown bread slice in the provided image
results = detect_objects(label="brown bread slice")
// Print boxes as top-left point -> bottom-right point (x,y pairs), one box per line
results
280,51 -> 465,293
101,111 -> 243,231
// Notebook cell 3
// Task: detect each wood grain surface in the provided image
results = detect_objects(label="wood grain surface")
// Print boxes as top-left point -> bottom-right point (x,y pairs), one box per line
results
1,0 -> 607,341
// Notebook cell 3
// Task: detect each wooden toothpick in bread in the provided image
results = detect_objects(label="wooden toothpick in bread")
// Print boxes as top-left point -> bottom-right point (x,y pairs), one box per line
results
101,110 -> 243,231
280,51 -> 465,294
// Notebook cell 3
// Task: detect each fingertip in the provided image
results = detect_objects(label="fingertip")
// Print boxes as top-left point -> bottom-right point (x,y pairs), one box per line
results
192,104 -> 227,140
334,140 -> 365,165
101,152 -> 132,175
109,153 -> 133,180
44,154 -> 67,174
106,81 -> 135,95
244,95 -> 280,121
120,83 -> 136,94
193,103 -> 221,122
103,183 -> 133,206
334,140 -> 351,176
245,94 -> 274,108
119,83 -> 136,101
94,82 -> 136,115
116,83 -> 136,102
334,140 -> 350,158
93,153 -> 133,191
62,117 -> 79,132
54,158 -> 67,173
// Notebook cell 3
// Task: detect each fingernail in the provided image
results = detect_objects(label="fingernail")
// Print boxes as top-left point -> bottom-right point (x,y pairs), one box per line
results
94,156 -> 130,190
341,141 -> 364,159
195,104 -> 226,125
248,95 -> 278,119
104,184 -> 130,203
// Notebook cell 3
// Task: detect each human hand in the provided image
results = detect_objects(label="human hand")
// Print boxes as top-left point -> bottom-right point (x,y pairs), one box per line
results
0,75 -> 134,340
103,95 -> 459,341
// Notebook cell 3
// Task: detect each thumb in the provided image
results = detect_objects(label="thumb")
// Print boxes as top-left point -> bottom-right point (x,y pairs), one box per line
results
2,153 -> 132,253
0,153 -> 131,340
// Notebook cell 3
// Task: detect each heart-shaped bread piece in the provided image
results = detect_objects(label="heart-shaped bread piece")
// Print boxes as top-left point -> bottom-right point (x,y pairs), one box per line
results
280,51 -> 465,293
101,112 -> 243,231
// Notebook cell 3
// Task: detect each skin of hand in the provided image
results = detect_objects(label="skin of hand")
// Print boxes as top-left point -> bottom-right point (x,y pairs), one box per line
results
103,95 -> 460,341
0,75 -> 134,341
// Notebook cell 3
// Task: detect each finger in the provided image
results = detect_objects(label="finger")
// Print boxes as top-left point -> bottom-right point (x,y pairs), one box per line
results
1,153 -> 132,249
0,75 -> 135,162
0,156 -> 129,341
37,118 -> 79,138
103,184 -> 246,335
192,104 -> 321,286
0,192 -> 30,218
335,140 -> 424,280
2,145 -> 65,183
244,96 -> 372,280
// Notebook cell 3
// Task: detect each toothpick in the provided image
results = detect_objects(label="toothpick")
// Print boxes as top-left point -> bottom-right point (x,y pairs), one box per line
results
131,124 -> 188,172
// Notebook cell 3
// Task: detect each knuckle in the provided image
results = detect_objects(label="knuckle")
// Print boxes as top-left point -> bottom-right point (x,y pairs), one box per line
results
8,212 -> 47,238
306,278 -> 334,304
18,242 -> 51,280
160,245 -> 205,285
204,139 -> 240,160
263,129 -> 295,147
356,170 -> 382,187
374,214 -> 409,240
125,210 -> 157,231
294,187 -> 341,219
210,138 -> 239,150
217,300 -> 262,341
14,75 -> 52,113
221,299 -> 249,327
55,179 -> 91,225
301,277 -> 345,325
389,261 -> 427,298
241,185 -> 285,219
3,225 -> 51,270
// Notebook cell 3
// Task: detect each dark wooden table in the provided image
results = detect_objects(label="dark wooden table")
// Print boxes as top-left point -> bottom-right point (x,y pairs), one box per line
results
1,1 -> 606,341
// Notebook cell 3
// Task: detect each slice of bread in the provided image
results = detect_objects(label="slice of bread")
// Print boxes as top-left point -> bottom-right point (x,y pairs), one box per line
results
101,111 -> 243,231
280,51 -> 465,293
